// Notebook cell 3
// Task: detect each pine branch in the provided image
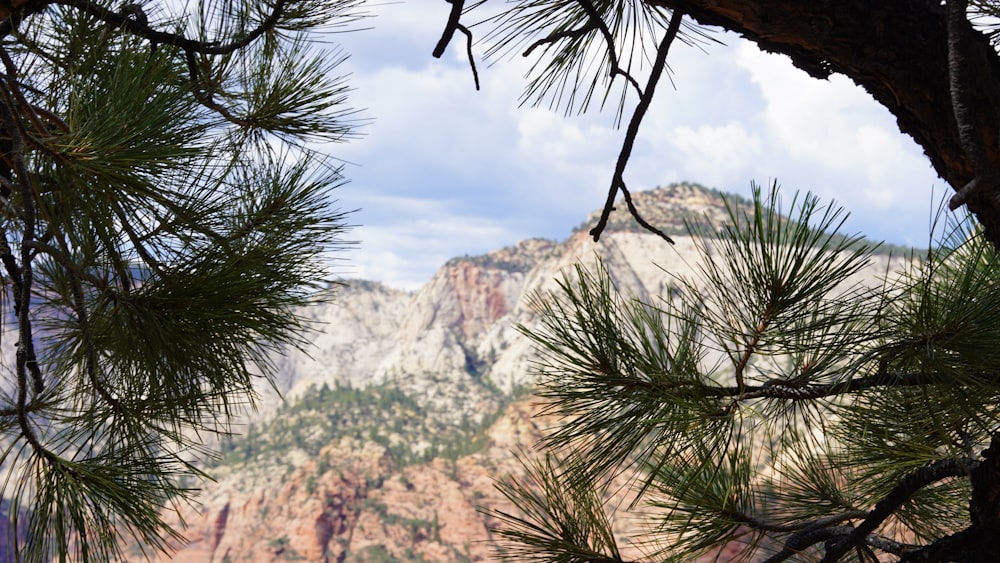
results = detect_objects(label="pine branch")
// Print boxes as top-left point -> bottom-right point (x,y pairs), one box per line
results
732,508 -> 869,534
59,0 -> 290,56
602,368 -> 1000,407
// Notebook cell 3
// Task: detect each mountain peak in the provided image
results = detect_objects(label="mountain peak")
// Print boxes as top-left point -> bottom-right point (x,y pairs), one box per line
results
575,182 -> 752,237
445,238 -> 562,273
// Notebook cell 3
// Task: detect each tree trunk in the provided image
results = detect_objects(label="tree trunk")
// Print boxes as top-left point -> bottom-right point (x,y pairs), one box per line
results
647,0 -> 1000,244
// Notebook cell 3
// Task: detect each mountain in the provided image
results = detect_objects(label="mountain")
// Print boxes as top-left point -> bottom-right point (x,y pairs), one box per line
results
151,183 -> 909,562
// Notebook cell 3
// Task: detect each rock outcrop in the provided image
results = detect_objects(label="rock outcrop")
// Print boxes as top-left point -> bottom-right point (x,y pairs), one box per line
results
155,183 -> 911,562
154,401 -> 552,563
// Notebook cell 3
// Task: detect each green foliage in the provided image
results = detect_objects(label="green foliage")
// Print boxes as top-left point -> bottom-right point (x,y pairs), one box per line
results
350,545 -> 398,563
0,1 -> 362,560
570,182 -> 915,257
491,454 -> 625,563
444,239 -> 560,274
345,543 -> 436,563
268,535 -> 305,560
493,184 -> 1000,561
569,182 -> 752,237
212,381 -> 511,469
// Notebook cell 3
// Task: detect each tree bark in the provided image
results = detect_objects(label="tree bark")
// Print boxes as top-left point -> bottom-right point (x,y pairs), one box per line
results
647,0 -> 1000,244
0,0 -> 44,24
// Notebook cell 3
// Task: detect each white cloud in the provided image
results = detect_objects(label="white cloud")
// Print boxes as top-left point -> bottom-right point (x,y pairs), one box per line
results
732,43 -> 939,215
346,197 -> 517,291
317,9 -> 946,288
667,123 -> 763,186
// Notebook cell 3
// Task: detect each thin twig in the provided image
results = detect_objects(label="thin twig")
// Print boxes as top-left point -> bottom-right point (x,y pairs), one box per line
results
110,203 -> 165,278
22,240 -> 105,287
457,21 -> 479,90
0,46 -> 45,451
432,0 -> 480,90
732,508 -> 868,534
0,47 -> 66,164
619,368 -> 1000,405
66,265 -> 122,413
523,20 -> 599,57
31,230 -> 124,412
620,184 -> 675,244
574,0 -> 642,95
762,526 -> 855,563
185,50 -> 250,127
730,311 -> 769,390
590,11 -> 683,244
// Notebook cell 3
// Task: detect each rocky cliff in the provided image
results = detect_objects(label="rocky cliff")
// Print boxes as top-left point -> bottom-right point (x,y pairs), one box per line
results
154,183 -> 909,562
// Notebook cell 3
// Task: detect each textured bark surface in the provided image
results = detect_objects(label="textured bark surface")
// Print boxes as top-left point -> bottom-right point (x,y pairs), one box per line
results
0,0 -> 44,25
648,0 -> 1000,244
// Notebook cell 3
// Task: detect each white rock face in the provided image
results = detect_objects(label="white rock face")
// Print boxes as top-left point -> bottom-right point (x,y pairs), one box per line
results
260,183 -> 911,423
261,281 -> 414,412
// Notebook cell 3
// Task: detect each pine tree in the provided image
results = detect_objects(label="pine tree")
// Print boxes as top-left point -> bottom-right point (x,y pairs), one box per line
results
0,1 -> 361,560
491,186 -> 1000,561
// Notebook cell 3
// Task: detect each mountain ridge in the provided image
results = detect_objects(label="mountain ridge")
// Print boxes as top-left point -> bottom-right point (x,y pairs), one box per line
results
154,182 -> 910,562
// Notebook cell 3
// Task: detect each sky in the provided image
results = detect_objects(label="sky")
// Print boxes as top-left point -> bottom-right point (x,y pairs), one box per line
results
322,4 -> 943,290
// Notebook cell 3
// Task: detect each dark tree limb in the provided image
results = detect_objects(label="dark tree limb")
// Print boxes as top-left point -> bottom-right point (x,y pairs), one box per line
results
0,1 -> 297,125
898,527 -> 1000,562
969,433 -> 1000,532
946,0 -> 1000,212
432,0 -> 464,58
646,0 -> 1000,247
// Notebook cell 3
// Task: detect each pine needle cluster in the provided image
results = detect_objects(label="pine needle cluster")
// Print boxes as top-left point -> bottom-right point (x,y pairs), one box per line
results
492,184 -> 1000,561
